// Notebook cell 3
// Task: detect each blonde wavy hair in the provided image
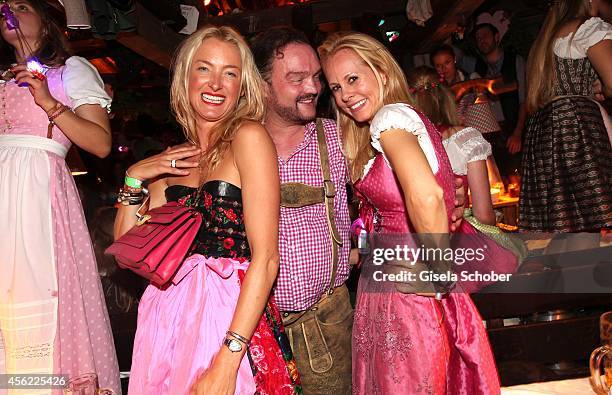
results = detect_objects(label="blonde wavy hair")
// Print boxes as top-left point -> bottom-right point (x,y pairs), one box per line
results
406,66 -> 461,127
526,0 -> 591,112
170,25 -> 265,172
318,32 -> 413,181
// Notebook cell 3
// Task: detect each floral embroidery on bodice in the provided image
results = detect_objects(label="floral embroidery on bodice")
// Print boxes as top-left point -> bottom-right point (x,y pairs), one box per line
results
165,180 -> 250,259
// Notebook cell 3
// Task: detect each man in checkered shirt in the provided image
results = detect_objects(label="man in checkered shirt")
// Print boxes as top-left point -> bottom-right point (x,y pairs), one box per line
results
252,27 -> 466,394
252,27 -> 353,394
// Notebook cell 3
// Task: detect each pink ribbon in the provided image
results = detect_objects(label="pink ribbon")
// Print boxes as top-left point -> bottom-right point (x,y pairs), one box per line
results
172,255 -> 244,285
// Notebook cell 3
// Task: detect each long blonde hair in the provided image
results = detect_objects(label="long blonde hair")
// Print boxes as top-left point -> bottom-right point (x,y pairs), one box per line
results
318,32 -> 413,181
526,0 -> 591,112
170,25 -> 265,172
406,66 -> 461,127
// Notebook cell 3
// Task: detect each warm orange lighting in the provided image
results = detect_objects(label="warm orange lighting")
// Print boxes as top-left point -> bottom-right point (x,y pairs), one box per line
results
200,0 -> 313,12
507,183 -> 519,198
490,186 -> 501,203
474,94 -> 487,104
451,78 -> 518,102
89,57 -> 118,74
487,158 -> 504,192
487,78 -> 518,96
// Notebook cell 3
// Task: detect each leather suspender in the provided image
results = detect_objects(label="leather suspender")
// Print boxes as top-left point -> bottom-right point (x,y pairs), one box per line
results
280,119 -> 343,294
315,119 -> 342,294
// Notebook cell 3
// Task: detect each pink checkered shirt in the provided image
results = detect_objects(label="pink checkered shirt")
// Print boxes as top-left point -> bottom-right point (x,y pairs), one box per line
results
274,118 -> 351,312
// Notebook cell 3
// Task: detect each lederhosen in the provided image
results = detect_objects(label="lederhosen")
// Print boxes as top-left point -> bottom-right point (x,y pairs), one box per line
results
279,119 -> 352,394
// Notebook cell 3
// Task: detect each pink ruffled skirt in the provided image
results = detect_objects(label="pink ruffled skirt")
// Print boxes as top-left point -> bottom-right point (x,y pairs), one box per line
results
128,254 -> 256,395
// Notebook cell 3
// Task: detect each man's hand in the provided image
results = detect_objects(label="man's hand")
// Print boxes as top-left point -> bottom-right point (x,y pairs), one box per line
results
507,129 -> 522,154
450,177 -> 465,232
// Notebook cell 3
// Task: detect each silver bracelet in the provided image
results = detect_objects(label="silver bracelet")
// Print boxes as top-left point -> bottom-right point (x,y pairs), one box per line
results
226,330 -> 250,345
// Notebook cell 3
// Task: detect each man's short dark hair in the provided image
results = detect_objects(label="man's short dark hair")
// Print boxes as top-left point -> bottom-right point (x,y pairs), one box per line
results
474,23 -> 499,37
430,44 -> 456,64
250,26 -> 311,82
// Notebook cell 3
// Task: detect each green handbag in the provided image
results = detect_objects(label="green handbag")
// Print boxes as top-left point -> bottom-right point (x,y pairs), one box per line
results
463,208 -> 528,264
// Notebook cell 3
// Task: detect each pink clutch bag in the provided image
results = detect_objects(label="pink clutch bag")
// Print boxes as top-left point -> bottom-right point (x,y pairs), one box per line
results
105,202 -> 202,287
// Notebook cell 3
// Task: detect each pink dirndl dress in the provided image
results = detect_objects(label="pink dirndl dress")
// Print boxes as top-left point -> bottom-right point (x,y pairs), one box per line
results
128,183 -> 301,395
0,58 -> 120,394
352,104 -> 500,394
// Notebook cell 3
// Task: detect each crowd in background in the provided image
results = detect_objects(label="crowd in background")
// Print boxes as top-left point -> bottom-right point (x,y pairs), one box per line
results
1,0 -> 610,393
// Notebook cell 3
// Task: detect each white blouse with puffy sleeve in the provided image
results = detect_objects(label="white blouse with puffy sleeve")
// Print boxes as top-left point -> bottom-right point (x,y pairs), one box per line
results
554,17 -> 612,59
442,127 -> 491,176
366,103 -> 439,176
62,56 -> 112,112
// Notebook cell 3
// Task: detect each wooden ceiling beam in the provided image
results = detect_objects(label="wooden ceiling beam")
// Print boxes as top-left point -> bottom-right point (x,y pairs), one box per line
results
311,0 -> 405,24
69,37 -> 107,54
116,3 -> 184,69
203,0 -> 405,35
409,0 -> 486,53
68,0 -> 490,69
105,0 -> 407,68
206,6 -> 293,34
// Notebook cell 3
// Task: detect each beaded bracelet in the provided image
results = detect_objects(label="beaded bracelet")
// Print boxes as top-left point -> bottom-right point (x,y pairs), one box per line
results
49,105 -> 69,121
122,184 -> 142,194
46,102 -> 70,139
46,101 -> 70,119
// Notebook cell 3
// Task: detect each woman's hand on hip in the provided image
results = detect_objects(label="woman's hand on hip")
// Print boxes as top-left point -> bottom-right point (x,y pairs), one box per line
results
127,145 -> 201,182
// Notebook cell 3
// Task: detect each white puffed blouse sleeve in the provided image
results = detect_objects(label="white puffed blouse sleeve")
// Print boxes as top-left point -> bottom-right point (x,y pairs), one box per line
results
62,56 -> 112,112
369,103 -> 439,174
554,17 -> 612,59
442,127 -> 491,176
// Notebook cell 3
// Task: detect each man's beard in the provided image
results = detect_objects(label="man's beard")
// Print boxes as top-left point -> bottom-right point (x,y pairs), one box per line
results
479,43 -> 497,56
270,93 -> 318,124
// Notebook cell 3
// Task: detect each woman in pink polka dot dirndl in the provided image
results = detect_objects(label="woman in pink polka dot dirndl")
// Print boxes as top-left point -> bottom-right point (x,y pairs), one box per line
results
0,1 -> 120,393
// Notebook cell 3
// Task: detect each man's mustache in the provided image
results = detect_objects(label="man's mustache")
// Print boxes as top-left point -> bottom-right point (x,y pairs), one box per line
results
296,94 -> 318,103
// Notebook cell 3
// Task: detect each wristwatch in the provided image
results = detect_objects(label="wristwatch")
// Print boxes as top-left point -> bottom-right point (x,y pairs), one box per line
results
223,337 -> 243,353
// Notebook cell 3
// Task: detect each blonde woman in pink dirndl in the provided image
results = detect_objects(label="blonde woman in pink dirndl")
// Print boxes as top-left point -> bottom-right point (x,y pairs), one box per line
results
114,25 -> 301,395
0,1 -> 119,393
319,32 -> 500,394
